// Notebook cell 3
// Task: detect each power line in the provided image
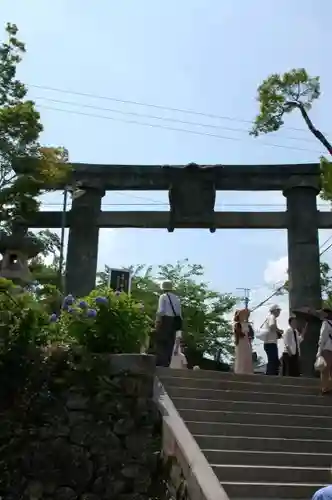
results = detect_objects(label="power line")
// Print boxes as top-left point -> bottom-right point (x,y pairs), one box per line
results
29,83 -> 320,135
251,234 -> 332,313
39,189 -> 329,209
40,201 -> 329,208
320,234 -> 332,253
36,104 -> 325,155
320,241 -> 332,257
33,95 -> 318,146
108,191 -> 330,209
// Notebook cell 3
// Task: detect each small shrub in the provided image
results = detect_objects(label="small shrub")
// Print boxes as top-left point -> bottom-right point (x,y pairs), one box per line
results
0,278 -> 51,404
53,287 -> 150,354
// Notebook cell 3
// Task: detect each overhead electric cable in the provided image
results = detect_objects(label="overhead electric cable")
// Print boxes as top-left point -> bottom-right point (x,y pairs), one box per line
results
29,83 -> 326,135
36,104 -> 325,155
33,95 -> 319,146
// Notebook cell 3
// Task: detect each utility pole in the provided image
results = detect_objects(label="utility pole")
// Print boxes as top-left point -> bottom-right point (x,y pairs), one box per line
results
236,288 -> 251,308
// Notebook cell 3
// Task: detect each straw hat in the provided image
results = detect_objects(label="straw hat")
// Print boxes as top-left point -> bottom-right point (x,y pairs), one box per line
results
161,280 -> 173,291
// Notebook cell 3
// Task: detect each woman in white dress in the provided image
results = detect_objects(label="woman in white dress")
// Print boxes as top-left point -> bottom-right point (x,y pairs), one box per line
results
234,308 -> 253,375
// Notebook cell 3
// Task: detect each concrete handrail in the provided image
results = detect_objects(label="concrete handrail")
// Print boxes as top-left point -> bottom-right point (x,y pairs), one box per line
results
154,376 -> 230,500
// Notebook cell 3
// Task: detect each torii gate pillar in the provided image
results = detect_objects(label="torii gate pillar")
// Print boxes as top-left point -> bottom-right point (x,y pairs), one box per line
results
284,180 -> 322,376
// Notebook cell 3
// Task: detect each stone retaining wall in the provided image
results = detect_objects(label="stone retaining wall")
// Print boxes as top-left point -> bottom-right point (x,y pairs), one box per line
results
0,351 -> 165,500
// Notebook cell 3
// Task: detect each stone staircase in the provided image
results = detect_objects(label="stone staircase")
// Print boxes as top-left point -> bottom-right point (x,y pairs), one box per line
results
157,367 -> 332,499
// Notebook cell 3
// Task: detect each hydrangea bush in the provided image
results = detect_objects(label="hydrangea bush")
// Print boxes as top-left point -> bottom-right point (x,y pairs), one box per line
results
50,287 -> 150,354
0,280 -> 151,405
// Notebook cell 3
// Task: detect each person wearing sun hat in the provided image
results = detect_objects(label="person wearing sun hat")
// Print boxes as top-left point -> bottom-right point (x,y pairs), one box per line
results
154,280 -> 183,367
263,304 -> 283,375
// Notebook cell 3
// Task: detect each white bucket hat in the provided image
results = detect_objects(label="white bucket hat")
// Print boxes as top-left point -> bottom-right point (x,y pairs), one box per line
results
269,304 -> 281,313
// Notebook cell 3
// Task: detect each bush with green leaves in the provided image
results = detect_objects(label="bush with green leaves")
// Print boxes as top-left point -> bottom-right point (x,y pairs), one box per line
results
0,278 -> 50,349
0,280 -> 151,404
51,287 -> 150,354
0,278 -> 52,403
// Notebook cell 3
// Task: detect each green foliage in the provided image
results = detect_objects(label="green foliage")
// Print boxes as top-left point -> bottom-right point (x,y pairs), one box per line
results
35,283 -> 63,314
281,261 -> 332,304
54,288 -> 150,354
98,259 -> 237,360
29,255 -> 61,288
319,262 -> 332,308
0,22 -> 70,232
251,68 -> 332,200
320,157 -> 332,202
36,229 -> 61,256
0,278 -> 50,347
27,230 -> 62,291
0,278 -> 51,400
0,279 -> 152,401
250,68 -> 320,136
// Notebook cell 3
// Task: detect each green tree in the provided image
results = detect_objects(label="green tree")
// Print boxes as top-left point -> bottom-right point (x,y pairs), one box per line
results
97,259 -> 237,361
250,68 -> 332,199
29,256 -> 61,289
0,22 -> 69,233
28,229 -> 61,287
280,261 -> 332,305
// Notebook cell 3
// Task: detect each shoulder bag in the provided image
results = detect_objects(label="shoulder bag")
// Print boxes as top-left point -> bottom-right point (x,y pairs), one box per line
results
166,293 -> 183,331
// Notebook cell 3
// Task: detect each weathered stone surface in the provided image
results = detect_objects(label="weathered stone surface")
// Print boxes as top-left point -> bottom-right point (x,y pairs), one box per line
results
0,351 -> 166,499
80,494 -> 100,500
66,395 -> 89,411
54,486 -> 77,500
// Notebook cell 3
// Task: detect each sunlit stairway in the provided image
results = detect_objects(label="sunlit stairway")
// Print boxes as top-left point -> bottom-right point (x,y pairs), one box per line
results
157,367 -> 332,499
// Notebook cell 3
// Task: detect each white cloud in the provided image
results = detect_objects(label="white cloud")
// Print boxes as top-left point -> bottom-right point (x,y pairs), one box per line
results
250,255 -> 289,364
264,256 -> 288,285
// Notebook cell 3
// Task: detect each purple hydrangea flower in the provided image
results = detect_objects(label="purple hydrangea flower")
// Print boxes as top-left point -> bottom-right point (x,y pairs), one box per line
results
50,313 -> 57,323
87,308 -> 97,318
78,300 -> 88,309
95,296 -> 108,305
64,294 -> 74,306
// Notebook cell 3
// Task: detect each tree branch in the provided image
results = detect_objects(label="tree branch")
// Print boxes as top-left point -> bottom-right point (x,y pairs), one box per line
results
287,100 -> 332,155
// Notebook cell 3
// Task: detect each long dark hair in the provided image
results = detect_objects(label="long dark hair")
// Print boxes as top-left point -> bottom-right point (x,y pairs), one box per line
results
233,310 -> 240,323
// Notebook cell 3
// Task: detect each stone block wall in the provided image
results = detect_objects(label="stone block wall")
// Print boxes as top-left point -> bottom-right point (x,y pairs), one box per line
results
0,350 -> 167,500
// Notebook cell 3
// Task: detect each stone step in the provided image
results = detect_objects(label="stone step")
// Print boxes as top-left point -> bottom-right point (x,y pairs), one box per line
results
221,481 -> 323,498
186,420 -> 332,440
158,369 -> 328,499
203,449 -> 332,468
161,374 -> 319,395
166,385 -> 331,406
213,464 -> 329,484
171,396 -> 332,416
194,434 -> 332,454
177,408 -> 332,428
157,367 -> 320,386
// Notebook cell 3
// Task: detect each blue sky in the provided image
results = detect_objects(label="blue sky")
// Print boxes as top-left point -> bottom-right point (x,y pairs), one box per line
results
2,0 -> 332,333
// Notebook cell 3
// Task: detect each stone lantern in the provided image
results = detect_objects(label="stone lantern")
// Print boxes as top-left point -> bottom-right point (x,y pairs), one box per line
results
0,230 -> 43,285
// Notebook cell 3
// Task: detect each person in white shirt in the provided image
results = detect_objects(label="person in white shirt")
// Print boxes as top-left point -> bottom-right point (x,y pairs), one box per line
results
316,308 -> 332,394
263,304 -> 283,375
170,335 -> 188,369
282,316 -> 306,377
154,280 -> 182,367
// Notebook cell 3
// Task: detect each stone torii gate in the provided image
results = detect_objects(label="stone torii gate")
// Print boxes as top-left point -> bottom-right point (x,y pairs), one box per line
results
28,162 -> 330,375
